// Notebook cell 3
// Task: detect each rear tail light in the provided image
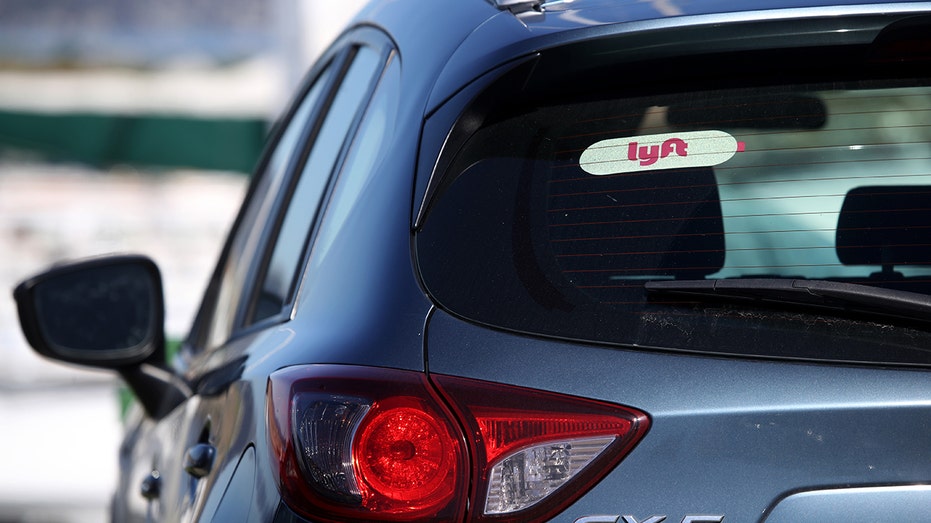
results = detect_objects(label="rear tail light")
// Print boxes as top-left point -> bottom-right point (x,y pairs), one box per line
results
267,365 -> 649,522
267,365 -> 467,522
432,374 -> 649,522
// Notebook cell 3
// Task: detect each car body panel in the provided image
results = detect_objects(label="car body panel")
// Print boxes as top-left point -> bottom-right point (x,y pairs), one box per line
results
127,1 -> 931,518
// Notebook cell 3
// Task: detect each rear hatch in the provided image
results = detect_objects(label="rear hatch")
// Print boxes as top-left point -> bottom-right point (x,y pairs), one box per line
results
416,8 -> 931,522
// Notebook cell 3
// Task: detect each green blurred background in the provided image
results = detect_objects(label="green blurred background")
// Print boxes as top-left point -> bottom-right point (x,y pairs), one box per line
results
0,1 -> 364,522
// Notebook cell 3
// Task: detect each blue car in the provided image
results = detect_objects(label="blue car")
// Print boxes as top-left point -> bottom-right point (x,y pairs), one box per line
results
14,0 -> 931,521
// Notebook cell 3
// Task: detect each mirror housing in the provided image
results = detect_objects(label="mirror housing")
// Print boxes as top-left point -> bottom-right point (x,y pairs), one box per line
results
14,255 -> 189,419
14,255 -> 163,368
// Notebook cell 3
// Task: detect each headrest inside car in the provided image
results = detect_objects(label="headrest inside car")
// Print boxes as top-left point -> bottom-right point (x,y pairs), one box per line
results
549,167 -> 725,279
836,185 -> 931,268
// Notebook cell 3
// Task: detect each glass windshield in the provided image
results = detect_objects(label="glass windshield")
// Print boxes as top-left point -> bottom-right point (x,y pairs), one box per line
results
416,48 -> 931,365
552,83 -> 931,290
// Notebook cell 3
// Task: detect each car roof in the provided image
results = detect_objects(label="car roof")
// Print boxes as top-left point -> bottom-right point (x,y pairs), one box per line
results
502,0 -> 930,19
350,0 -> 931,112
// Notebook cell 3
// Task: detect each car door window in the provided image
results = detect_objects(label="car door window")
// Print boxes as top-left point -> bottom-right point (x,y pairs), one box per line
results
194,63 -> 336,351
198,66 -> 333,347
246,45 -> 384,325
190,37 -> 388,352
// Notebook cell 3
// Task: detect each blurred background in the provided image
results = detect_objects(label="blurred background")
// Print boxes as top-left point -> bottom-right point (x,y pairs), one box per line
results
0,1 -> 364,521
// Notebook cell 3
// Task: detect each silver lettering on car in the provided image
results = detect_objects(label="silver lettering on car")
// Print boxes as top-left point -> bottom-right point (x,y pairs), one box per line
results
623,516 -> 667,523
575,516 -> 724,523
575,517 -> 622,523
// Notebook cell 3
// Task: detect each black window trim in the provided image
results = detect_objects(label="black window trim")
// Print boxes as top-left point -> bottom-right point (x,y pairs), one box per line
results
184,54 -> 342,354
234,46 -> 358,329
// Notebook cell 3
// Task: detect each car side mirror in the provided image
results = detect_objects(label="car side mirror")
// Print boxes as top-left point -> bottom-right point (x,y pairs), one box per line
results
14,255 -> 164,368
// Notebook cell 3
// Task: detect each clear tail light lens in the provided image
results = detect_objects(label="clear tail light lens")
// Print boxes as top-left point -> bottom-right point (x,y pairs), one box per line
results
432,374 -> 650,522
267,365 -> 649,523
483,436 -> 614,514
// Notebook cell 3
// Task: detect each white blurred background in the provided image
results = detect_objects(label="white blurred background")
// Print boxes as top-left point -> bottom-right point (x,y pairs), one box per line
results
0,1 -> 364,521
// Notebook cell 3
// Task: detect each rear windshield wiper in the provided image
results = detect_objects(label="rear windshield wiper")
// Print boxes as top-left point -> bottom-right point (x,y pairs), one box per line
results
644,278 -> 931,323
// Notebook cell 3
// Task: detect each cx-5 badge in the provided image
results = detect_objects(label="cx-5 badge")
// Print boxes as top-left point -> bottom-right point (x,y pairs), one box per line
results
575,516 -> 724,523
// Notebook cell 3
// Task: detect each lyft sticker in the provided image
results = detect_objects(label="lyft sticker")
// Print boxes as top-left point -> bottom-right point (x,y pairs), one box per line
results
579,131 -> 745,175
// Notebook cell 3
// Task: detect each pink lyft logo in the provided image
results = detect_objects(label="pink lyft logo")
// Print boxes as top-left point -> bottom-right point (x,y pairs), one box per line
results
580,130 -> 745,175
628,137 -> 689,166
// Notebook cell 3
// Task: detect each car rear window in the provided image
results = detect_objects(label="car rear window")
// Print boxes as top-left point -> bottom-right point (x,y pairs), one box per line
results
416,39 -> 931,366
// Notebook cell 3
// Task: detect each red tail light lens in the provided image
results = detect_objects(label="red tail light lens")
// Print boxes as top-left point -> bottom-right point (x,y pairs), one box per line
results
267,365 -> 649,522
354,399 -> 459,506
267,366 -> 467,522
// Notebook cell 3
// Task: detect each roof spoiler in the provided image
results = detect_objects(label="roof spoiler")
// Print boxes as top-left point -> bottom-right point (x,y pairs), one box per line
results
492,0 -> 542,14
